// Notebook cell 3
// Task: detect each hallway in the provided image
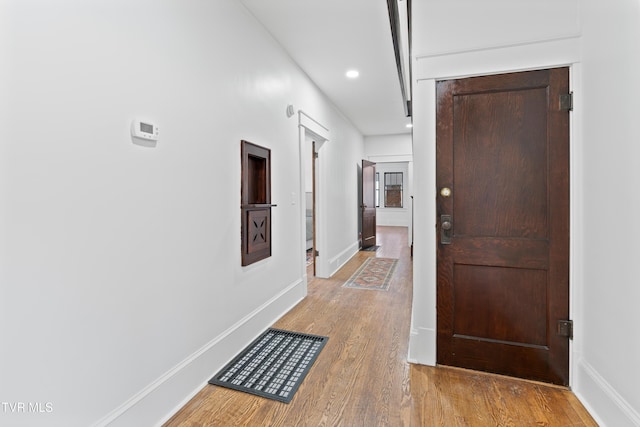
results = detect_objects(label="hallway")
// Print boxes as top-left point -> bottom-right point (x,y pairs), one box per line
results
166,226 -> 595,426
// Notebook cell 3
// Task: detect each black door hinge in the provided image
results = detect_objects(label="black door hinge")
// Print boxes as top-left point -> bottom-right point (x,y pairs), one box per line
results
315,249 -> 319,257
560,92 -> 573,111
557,320 -> 573,339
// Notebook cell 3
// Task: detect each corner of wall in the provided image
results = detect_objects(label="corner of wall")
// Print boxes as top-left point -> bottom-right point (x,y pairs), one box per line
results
407,327 -> 436,366
327,240 -> 360,277
574,359 -> 640,427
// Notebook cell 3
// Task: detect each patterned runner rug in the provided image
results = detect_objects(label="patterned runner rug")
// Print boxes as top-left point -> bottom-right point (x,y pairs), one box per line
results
342,257 -> 398,291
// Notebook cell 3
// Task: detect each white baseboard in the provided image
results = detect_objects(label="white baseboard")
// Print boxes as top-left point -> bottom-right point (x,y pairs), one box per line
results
327,240 -> 360,277
92,278 -> 306,427
407,327 -> 436,366
574,359 -> 640,427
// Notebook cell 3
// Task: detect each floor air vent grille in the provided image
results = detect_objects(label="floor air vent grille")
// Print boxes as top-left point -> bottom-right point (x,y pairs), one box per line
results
208,328 -> 328,403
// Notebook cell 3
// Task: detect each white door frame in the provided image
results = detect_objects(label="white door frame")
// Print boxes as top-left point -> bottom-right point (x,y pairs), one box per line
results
298,111 -> 330,281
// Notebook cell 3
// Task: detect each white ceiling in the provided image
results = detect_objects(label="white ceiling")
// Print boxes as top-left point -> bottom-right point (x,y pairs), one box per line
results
240,0 -> 411,136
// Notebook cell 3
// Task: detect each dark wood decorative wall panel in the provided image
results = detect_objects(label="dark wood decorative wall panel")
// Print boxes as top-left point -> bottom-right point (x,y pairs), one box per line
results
241,140 -> 273,266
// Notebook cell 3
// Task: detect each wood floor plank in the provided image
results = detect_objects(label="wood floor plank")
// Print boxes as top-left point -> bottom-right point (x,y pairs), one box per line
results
164,226 -> 597,427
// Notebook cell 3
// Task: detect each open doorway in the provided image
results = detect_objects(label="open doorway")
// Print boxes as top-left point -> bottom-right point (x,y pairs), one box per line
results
303,135 -> 317,276
297,111 -> 329,279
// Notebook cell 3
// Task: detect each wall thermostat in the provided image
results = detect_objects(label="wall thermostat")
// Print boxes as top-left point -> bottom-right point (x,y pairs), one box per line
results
131,119 -> 159,141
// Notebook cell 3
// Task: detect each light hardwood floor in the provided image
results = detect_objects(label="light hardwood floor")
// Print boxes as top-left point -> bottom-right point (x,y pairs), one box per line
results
165,226 -> 597,426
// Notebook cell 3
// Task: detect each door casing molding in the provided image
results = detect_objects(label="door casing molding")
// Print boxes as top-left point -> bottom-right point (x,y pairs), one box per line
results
297,110 -> 331,280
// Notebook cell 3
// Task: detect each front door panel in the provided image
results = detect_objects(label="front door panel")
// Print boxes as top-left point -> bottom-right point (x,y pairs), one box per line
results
436,68 -> 570,385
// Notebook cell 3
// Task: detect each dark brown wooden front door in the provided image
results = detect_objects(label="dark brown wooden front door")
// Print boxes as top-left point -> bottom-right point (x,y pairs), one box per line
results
436,68 -> 570,385
361,160 -> 376,248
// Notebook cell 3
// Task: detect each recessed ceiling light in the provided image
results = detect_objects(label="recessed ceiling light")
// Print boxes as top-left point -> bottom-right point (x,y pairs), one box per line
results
406,123 -> 413,128
346,69 -> 360,79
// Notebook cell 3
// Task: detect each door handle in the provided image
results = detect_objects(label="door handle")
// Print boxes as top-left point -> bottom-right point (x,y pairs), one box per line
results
441,214 -> 452,244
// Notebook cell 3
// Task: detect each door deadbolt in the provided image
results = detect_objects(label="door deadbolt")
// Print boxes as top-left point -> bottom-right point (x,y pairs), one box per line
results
441,214 -> 452,244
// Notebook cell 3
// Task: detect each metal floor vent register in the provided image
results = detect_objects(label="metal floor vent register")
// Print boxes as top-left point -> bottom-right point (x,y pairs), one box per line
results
209,328 -> 328,403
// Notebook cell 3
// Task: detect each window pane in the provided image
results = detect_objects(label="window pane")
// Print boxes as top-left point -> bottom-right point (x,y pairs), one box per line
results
384,172 -> 403,208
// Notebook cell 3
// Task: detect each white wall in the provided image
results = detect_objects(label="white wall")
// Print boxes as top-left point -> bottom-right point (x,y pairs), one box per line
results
415,0 -> 580,57
364,133 -> 412,162
411,0 -> 640,425
575,1 -> 640,425
320,121 -> 364,275
0,1 -> 363,426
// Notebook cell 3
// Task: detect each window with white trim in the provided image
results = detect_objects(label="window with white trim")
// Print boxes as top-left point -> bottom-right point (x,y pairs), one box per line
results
384,172 -> 403,208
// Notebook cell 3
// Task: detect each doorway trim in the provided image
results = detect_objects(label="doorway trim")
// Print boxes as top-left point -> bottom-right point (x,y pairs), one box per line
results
408,36 -> 582,388
367,156 -> 414,247
298,111 -> 330,281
